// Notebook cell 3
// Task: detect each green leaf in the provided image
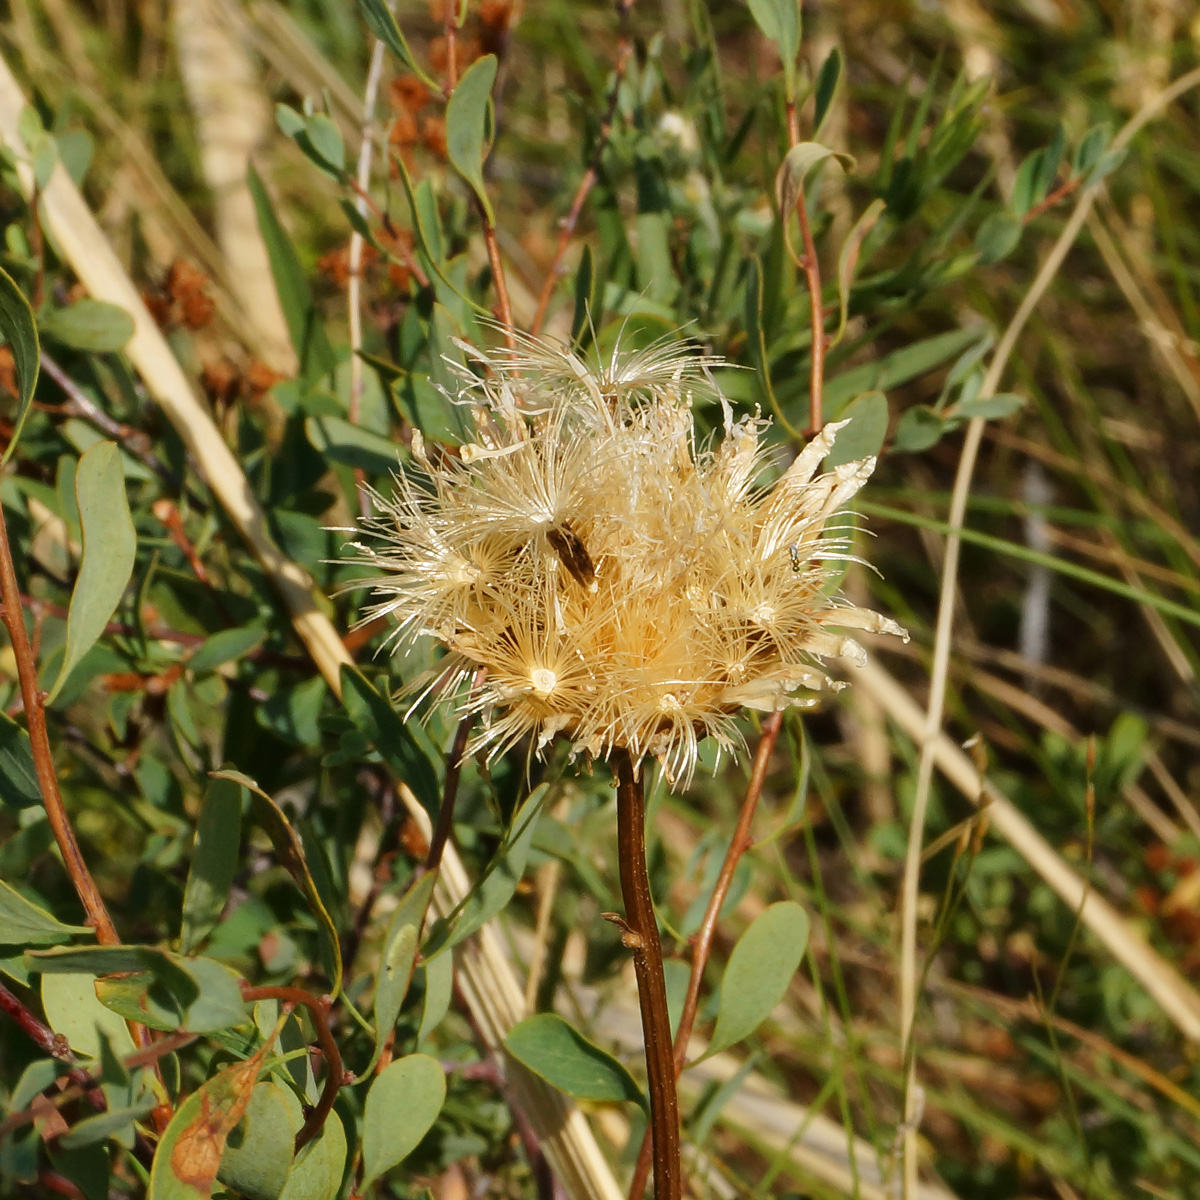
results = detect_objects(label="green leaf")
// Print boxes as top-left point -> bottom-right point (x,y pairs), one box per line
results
368,871 -> 438,1074
832,197 -> 885,348
418,950 -> 453,1045
1073,123 -> 1110,177
275,104 -> 305,138
445,55 -> 498,220
361,1055 -> 446,1190
504,1014 -> 646,1108
41,971 -> 136,1060
47,1140 -> 109,1200
302,114 -> 344,176
217,1081 -> 298,1200
812,46 -> 842,138
40,300 -> 134,353
775,142 -> 855,216
33,945 -> 248,1033
0,712 -> 42,808
305,414 -> 400,476
148,1044 -> 269,1199
0,879 -> 91,946
952,391 -> 1026,421
58,1096 -> 158,1149
188,622 -> 268,673
975,211 -> 1023,265
704,901 -> 809,1058
358,0 -> 441,94
47,441 -> 137,704
571,244 -> 598,349
440,785 -> 545,952
278,1112 -> 346,1200
247,164 -> 337,382
0,264 -> 40,466
212,769 -> 343,995
180,778 -> 243,954
339,667 -> 440,819
748,0 -> 800,92
821,327 -> 983,419
56,130 -> 95,186
744,255 -> 799,438
892,405 -> 947,453
824,391 -> 889,468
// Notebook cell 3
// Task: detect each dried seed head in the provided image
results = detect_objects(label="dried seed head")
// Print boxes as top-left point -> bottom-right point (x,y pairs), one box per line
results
346,333 -> 907,788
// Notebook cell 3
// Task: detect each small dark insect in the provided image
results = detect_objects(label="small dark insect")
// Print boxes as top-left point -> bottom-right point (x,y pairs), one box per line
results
789,543 -> 803,573
547,521 -> 596,588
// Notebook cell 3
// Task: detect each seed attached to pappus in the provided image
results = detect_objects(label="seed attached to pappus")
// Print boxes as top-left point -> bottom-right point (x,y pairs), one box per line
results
546,521 -> 596,589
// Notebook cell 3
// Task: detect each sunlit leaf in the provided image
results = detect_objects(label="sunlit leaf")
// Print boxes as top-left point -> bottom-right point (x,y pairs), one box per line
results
445,55 -> 498,220
40,300 -> 134,353
505,1014 -> 646,1108
147,1042 -> 271,1199
0,879 -> 91,946
0,264 -> 39,466
180,778 -> 244,954
361,1055 -> 446,1190
47,441 -> 137,704
217,1081 -> 298,1200
368,870 -> 437,1074
703,901 -> 809,1058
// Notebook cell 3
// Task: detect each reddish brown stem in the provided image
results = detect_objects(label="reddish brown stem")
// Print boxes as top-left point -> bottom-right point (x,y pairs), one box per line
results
0,503 -> 118,947
784,94 -> 826,435
796,198 -> 826,436
626,711 -> 784,1199
529,13 -> 634,337
613,750 -> 680,1200
481,215 -> 516,349
443,0 -> 460,92
1022,175 -> 1083,225
241,985 -> 348,1152
424,704 -> 475,873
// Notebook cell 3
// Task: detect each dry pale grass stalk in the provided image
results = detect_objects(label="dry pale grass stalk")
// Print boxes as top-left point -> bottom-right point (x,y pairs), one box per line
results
0,56 -> 623,1200
897,62 -> 1200,1198
172,0 -> 297,374
862,655 -> 1200,1044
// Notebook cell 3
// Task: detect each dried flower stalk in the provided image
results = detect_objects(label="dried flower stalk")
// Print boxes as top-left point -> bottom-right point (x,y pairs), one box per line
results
347,330 -> 905,1197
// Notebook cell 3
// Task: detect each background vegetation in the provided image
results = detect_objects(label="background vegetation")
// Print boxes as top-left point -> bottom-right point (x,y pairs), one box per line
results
0,1 -> 1199,1198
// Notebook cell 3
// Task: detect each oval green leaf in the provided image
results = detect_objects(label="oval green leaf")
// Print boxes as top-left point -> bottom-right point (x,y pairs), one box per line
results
217,1081 -> 298,1200
0,712 -> 45,808
47,441 -> 137,704
445,55 -> 498,221
504,1013 -> 646,1109
0,264 -> 40,466
704,900 -> 809,1059
40,299 -> 134,353
368,870 -> 437,1074
148,1046 -> 268,1199
180,777 -> 244,954
0,879 -> 91,946
824,391 -> 889,469
748,0 -> 800,87
361,1054 -> 446,1191
278,1111 -> 346,1200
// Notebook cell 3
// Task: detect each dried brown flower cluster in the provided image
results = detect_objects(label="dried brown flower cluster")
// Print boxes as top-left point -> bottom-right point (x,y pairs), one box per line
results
348,333 -> 906,786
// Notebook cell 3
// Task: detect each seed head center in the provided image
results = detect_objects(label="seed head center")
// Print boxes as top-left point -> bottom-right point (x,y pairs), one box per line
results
530,667 -> 558,698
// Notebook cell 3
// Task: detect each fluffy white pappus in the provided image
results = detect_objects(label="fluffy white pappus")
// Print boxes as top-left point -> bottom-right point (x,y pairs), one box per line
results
345,332 -> 907,788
